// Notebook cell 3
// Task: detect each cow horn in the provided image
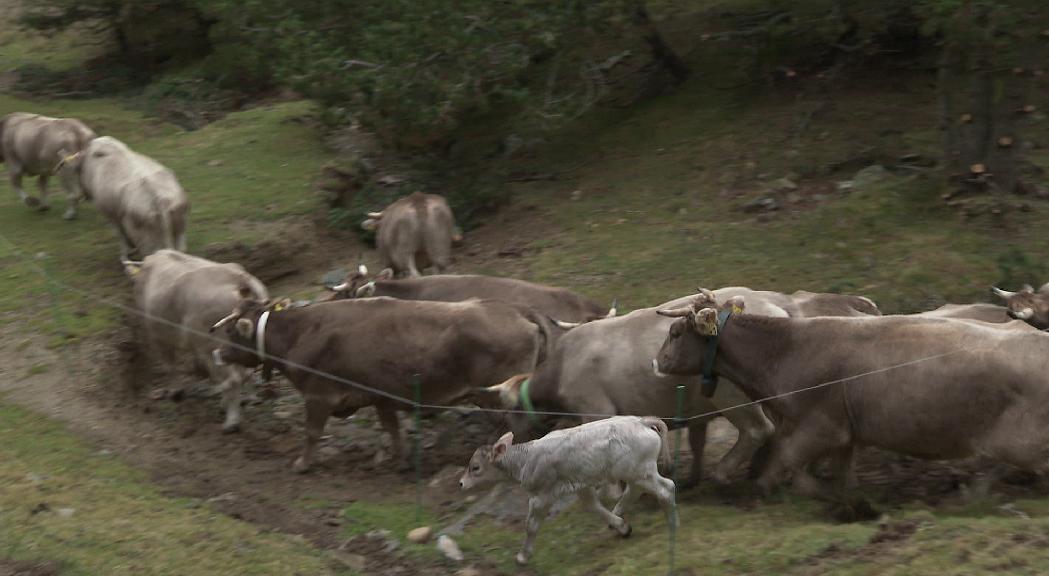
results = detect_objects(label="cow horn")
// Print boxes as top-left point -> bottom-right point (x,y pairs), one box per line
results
358,263 -> 368,276
367,211 -> 384,219
555,320 -> 581,329
657,306 -> 691,318
330,282 -> 349,292
210,311 -> 239,332
485,375 -> 525,409
991,286 -> 1015,299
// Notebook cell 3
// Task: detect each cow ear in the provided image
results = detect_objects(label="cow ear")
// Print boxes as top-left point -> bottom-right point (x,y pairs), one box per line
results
376,268 -> 394,281
694,308 -> 719,336
235,318 -> 254,339
725,296 -> 745,315
491,431 -> 514,461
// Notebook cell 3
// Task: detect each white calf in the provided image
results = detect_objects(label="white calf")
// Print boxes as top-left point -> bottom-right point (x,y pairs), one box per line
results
459,415 -> 677,565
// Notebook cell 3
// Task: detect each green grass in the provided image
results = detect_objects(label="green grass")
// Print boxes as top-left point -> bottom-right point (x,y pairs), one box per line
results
0,403 -> 351,576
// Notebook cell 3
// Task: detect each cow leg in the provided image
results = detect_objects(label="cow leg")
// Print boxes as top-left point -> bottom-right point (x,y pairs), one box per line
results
59,169 -> 81,220
10,166 -> 38,208
293,396 -> 332,473
517,494 -> 553,565
681,418 -> 710,489
35,174 -> 51,211
580,487 -> 630,536
715,405 -> 775,483
376,403 -> 408,470
636,471 -> 679,530
610,483 -> 642,519
758,423 -> 842,502
217,369 -> 244,434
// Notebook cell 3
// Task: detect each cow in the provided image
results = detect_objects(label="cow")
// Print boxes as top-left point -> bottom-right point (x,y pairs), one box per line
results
992,284 -> 1049,330
459,416 -> 676,566
329,265 -> 616,323
0,112 -> 97,219
654,291 -> 1049,508
210,297 -> 560,473
474,287 -> 881,489
66,136 -> 190,260
362,192 -> 459,277
126,250 -> 269,433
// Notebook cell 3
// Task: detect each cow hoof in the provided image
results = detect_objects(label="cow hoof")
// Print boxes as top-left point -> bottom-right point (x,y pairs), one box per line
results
515,552 -> 530,566
292,458 -> 311,474
62,210 -> 77,221
23,196 -> 41,208
616,522 -> 632,538
221,422 -> 240,434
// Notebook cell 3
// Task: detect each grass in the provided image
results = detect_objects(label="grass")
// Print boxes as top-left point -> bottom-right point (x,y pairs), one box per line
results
0,403 -> 352,576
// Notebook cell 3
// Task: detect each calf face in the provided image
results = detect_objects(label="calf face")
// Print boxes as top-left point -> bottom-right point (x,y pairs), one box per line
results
459,431 -> 513,490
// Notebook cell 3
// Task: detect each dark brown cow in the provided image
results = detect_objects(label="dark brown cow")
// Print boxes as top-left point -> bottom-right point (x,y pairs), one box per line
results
362,192 -> 459,277
211,297 -> 557,472
329,266 -> 615,323
654,292 -> 1049,505
992,284 -> 1049,330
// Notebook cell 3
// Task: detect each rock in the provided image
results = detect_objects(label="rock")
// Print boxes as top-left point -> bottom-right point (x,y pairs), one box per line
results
206,492 -> 237,504
207,159 -> 224,167
437,534 -> 464,562
851,165 -> 891,189
786,192 -> 802,204
742,197 -> 779,213
457,568 -> 483,576
318,446 -> 341,459
408,526 -> 432,544
273,410 -> 294,420
328,551 -> 367,571
570,190 -> 582,200
56,507 -> 75,518
377,174 -> 406,186
768,177 -> 798,192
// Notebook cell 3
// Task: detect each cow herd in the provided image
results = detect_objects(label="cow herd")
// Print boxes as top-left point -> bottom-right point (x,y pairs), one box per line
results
5,111 -> 1049,566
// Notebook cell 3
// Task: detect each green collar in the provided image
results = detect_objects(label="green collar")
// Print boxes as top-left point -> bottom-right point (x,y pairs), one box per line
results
520,378 -> 539,422
700,309 -> 733,397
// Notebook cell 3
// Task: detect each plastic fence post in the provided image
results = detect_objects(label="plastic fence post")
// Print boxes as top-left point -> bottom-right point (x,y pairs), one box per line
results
669,384 -> 685,575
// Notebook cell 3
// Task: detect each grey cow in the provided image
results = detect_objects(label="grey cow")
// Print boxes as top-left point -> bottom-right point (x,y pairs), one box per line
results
361,192 -> 459,277
0,112 -> 97,219
69,136 -> 190,260
459,416 -> 676,566
127,250 -> 268,433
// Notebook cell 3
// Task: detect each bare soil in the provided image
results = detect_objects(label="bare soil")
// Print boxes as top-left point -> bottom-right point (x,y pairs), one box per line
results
0,560 -> 62,576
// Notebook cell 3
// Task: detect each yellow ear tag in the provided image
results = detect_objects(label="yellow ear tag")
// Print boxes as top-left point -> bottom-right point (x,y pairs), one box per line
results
731,304 -> 744,315
273,303 -> 285,312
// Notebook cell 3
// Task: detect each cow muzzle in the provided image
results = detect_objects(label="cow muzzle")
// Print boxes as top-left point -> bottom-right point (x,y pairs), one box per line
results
1009,307 -> 1034,320
651,358 -> 670,378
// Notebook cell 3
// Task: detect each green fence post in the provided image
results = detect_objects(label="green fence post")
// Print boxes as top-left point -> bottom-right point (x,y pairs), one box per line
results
669,384 -> 685,576
413,374 -> 422,524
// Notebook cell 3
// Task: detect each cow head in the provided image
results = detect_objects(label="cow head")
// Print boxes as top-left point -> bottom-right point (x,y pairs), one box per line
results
329,266 -> 394,300
992,285 -> 1048,327
459,431 -> 513,490
209,292 -> 290,367
653,290 -> 745,377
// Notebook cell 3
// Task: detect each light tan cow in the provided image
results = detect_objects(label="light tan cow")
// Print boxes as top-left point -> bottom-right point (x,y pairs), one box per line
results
362,192 -> 459,277
0,112 -> 97,219
127,250 -> 268,433
71,136 -> 189,260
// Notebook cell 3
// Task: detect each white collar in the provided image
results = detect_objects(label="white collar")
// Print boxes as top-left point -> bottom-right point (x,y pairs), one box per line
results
256,310 -> 271,361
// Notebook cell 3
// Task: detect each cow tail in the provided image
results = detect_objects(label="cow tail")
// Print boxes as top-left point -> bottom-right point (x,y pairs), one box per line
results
0,114 -> 7,163
641,416 -> 671,465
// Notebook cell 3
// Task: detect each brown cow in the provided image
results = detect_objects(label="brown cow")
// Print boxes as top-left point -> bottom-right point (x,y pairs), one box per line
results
329,266 -> 616,323
654,291 -> 1049,506
211,297 -> 557,472
1,112 -> 97,219
992,284 -> 1049,330
362,192 -> 459,277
